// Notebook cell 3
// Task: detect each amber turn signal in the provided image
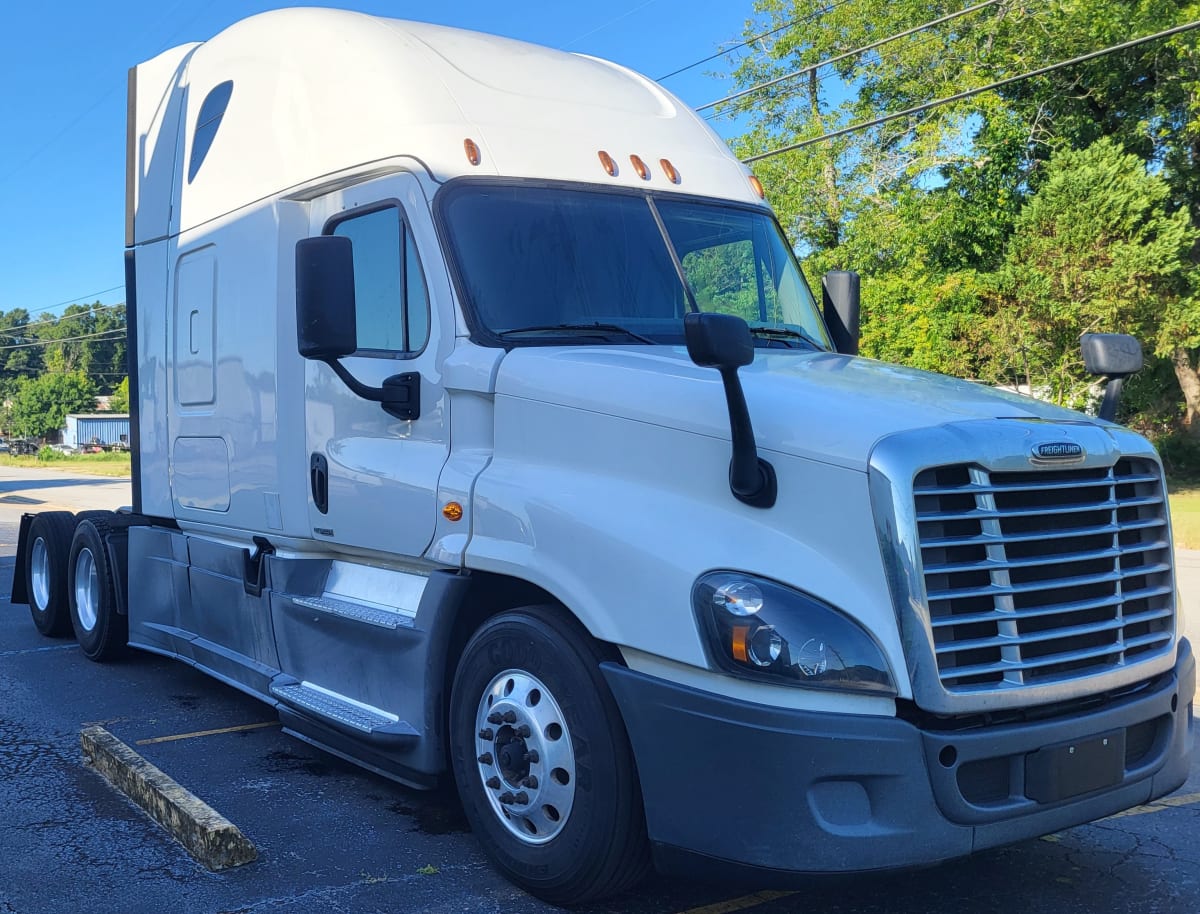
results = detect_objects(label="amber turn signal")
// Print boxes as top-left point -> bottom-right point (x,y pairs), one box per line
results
464,138 -> 482,166
443,501 -> 464,522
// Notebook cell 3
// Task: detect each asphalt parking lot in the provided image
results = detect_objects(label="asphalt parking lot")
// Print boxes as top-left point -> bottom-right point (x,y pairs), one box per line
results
1,465 -> 1198,914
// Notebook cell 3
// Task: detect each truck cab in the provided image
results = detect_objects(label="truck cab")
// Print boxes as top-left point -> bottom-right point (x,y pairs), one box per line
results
13,8 -> 1193,904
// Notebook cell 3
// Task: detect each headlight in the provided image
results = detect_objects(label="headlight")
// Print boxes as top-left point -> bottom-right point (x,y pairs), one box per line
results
693,571 -> 896,696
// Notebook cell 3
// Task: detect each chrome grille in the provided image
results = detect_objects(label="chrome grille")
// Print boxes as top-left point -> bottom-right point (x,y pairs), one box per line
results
914,458 -> 1174,693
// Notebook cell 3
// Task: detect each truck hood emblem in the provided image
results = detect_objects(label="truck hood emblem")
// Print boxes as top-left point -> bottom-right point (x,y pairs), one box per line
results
1031,441 -> 1085,462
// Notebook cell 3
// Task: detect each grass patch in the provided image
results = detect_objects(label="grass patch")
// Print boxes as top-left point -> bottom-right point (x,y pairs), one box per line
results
1168,481 -> 1200,550
0,452 -> 131,477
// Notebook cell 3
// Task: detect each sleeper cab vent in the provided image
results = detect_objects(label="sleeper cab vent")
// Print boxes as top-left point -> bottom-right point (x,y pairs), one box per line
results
914,458 -> 1174,694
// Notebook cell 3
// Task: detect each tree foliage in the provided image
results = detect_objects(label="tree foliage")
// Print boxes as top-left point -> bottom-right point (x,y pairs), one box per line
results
727,0 -> 1200,447
6,372 -> 98,440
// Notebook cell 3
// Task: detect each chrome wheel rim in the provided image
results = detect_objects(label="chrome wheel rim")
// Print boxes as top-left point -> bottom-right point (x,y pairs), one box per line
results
474,669 -> 576,845
30,537 -> 50,610
74,548 -> 99,632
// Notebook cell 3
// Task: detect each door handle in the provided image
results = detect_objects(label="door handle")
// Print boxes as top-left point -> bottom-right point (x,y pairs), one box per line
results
310,453 -> 329,514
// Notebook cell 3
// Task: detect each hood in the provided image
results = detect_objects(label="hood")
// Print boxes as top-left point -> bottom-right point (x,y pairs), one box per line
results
494,346 -> 1101,471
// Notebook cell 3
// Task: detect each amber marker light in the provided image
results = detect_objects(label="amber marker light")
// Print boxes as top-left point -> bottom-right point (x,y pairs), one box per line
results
464,138 -> 482,166
748,174 -> 766,199
443,502 -> 464,522
630,154 -> 650,180
660,158 -> 680,184
731,625 -> 751,662
598,150 -> 618,176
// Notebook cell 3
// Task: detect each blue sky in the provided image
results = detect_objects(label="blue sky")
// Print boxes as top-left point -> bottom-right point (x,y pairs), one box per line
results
0,0 -> 757,321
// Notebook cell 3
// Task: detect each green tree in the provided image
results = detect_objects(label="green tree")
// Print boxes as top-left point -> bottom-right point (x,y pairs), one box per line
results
7,372 -> 97,440
109,376 -> 130,413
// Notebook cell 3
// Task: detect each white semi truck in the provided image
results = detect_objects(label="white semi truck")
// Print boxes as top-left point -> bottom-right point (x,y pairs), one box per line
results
13,8 -> 1193,904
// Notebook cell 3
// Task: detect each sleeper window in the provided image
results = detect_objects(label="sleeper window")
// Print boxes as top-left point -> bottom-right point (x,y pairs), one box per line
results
331,206 -> 430,354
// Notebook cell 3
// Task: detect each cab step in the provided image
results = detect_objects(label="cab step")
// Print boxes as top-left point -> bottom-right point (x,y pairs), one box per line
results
269,676 -> 418,746
291,594 -> 414,630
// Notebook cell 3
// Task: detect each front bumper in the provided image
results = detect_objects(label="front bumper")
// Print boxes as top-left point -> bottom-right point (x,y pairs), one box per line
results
602,638 -> 1194,883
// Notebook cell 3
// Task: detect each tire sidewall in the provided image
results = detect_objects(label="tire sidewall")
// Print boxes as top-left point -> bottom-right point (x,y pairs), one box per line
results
67,522 -> 121,660
450,611 -> 629,894
25,513 -> 75,637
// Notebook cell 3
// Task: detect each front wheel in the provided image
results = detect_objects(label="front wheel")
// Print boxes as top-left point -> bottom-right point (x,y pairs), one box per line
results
449,606 -> 650,905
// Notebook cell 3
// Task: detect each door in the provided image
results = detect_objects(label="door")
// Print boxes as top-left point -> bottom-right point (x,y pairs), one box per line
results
304,173 -> 451,557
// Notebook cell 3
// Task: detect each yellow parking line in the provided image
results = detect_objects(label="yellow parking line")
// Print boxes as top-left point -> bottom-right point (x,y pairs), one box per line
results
675,891 -> 796,914
135,721 -> 279,745
1104,791 -> 1200,820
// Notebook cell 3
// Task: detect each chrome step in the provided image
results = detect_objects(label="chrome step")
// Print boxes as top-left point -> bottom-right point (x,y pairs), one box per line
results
291,594 -> 414,630
270,677 -> 418,745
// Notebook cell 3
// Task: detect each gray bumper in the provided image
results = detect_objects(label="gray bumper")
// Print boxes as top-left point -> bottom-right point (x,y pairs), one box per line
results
602,638 -> 1194,881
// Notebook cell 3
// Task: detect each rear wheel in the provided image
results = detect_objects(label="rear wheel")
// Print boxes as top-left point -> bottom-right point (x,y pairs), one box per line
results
68,519 -> 125,662
449,606 -> 650,905
25,512 -> 77,637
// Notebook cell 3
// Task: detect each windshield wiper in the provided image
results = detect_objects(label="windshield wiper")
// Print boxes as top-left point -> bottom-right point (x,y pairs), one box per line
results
746,325 -> 825,350
497,322 -> 655,344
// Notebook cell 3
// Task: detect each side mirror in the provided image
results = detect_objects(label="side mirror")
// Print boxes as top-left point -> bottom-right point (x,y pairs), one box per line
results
684,313 -> 776,509
294,236 -> 421,421
296,236 -> 357,360
822,270 -> 860,356
683,311 -> 754,368
1080,333 -> 1143,423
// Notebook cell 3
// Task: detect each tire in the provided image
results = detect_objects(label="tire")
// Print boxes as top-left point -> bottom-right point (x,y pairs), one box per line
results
25,512 -> 77,637
67,519 -> 126,662
449,605 -> 650,905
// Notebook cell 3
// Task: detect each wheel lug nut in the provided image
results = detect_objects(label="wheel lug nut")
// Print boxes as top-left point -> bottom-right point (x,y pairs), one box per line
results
478,753 -> 493,765
487,712 -> 503,725
524,749 -> 539,763
486,776 -> 501,789
478,728 -> 494,741
523,776 -> 538,788
499,791 -> 515,805
513,791 -> 530,805
515,724 -> 531,738
502,710 -> 518,724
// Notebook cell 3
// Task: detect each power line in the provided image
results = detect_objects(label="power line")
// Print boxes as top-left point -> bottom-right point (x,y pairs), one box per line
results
5,285 -> 125,319
0,328 -> 126,352
657,0 -> 855,81
743,19 -> 1200,163
0,303 -> 125,340
698,0 -> 1002,113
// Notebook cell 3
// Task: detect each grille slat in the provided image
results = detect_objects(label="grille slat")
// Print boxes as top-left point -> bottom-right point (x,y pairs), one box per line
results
927,563 -> 1171,602
922,539 -> 1167,575
915,458 -> 1175,692
928,584 -> 1174,629
918,517 -> 1166,549
918,494 -> 1162,524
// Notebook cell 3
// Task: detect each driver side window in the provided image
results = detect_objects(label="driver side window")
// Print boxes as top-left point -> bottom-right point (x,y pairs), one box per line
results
331,206 -> 430,355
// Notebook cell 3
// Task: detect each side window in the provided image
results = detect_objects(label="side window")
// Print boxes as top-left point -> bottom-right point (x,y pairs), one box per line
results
330,206 -> 430,354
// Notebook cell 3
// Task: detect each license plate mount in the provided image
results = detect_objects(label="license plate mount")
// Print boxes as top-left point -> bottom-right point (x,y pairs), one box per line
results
1025,729 -> 1125,804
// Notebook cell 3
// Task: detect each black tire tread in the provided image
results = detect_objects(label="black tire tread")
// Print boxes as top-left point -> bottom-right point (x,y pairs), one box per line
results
68,518 -> 126,662
25,511 -> 77,637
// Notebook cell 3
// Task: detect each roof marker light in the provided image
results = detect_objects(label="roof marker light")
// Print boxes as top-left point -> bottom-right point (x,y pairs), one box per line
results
660,158 -> 681,184
464,138 -> 482,166
630,154 -> 651,180
598,150 -> 618,176
748,175 -> 766,199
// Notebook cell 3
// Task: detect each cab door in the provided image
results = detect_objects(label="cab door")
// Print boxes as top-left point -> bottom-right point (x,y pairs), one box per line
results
304,173 -> 451,557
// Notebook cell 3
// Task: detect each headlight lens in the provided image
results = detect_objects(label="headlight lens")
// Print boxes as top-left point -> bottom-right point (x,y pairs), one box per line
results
693,571 -> 897,695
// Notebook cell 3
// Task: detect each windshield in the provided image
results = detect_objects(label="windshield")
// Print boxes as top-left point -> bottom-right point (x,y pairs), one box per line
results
439,183 -> 830,349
